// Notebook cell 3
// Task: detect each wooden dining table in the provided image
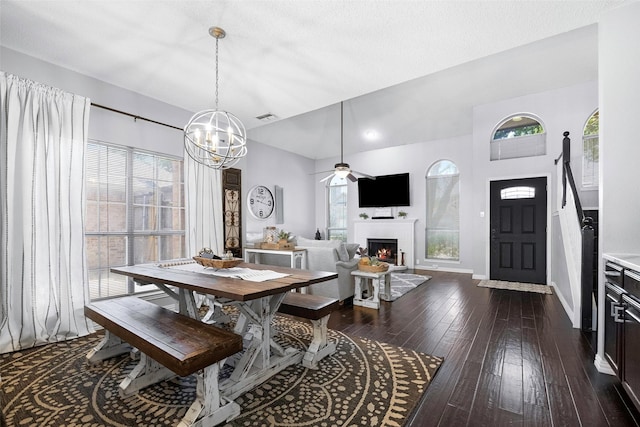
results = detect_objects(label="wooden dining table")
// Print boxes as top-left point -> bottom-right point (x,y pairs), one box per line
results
110,261 -> 337,400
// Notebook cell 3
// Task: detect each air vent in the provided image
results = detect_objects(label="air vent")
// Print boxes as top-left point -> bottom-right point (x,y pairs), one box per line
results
256,113 -> 279,122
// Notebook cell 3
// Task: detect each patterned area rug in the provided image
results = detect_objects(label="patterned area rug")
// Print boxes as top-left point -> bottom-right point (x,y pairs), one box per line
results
383,273 -> 432,301
477,279 -> 553,294
1,315 -> 442,427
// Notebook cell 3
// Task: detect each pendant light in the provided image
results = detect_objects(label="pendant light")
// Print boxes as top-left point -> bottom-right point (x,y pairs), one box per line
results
184,26 -> 247,169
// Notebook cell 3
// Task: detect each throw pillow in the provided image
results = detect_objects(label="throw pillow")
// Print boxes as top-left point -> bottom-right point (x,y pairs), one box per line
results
337,243 -> 349,262
345,243 -> 360,260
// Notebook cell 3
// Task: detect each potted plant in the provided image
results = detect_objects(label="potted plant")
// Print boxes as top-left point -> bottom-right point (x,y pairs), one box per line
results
278,229 -> 291,244
397,211 -> 407,218
359,212 -> 369,220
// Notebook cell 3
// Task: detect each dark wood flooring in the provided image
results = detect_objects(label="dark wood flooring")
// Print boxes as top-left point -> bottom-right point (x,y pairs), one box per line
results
327,270 -> 640,426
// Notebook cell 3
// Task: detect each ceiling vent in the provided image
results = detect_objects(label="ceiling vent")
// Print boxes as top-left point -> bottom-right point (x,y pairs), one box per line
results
256,113 -> 279,122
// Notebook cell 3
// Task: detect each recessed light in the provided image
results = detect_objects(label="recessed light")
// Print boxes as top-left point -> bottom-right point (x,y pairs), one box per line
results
364,130 -> 378,140
512,116 -> 522,122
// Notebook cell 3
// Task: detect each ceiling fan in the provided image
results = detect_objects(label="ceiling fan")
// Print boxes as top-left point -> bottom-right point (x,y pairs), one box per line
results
317,102 -> 375,183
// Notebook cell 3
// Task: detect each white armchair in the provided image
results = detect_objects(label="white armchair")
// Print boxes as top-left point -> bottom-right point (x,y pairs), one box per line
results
296,238 -> 360,302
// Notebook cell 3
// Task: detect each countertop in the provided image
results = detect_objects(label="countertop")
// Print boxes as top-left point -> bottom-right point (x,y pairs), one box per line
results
604,253 -> 640,272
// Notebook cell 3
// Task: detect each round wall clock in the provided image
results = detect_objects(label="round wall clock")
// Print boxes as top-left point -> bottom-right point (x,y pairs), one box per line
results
247,185 -> 275,219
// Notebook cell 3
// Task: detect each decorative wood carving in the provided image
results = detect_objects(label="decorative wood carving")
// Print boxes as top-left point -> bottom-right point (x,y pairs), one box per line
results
222,168 -> 242,257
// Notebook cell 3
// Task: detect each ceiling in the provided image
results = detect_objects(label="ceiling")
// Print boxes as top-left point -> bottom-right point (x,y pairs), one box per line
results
0,1 -> 629,160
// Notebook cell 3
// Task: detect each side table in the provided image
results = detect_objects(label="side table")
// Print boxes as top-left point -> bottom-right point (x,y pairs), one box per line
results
351,269 -> 391,309
244,247 -> 307,269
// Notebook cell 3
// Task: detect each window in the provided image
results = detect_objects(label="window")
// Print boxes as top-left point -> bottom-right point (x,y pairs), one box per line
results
583,110 -> 599,187
501,186 -> 536,200
327,175 -> 347,241
426,160 -> 459,260
85,141 -> 185,299
490,114 -> 546,161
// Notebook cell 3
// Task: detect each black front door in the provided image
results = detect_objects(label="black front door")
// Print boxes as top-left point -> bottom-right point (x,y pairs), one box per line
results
490,177 -> 547,284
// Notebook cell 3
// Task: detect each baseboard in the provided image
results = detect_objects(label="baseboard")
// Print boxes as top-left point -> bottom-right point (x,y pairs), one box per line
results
472,274 -> 487,280
594,354 -> 616,375
551,281 -> 578,328
415,266 -> 473,275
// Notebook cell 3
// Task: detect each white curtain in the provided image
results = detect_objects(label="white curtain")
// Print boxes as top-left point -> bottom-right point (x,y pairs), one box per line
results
184,152 -> 225,256
0,72 -> 93,353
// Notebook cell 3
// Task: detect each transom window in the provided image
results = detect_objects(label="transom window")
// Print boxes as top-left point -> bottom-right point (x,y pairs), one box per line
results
426,160 -> 459,260
327,175 -> 347,241
85,141 -> 185,300
490,114 -> 546,161
501,186 -> 536,199
582,110 -> 599,188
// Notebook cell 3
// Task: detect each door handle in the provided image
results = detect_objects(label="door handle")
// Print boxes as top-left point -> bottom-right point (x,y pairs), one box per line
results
612,305 -> 625,323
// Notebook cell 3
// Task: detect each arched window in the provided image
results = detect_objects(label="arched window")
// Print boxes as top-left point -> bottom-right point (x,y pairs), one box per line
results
426,160 -> 459,260
327,175 -> 347,241
490,114 -> 546,161
582,110 -> 599,187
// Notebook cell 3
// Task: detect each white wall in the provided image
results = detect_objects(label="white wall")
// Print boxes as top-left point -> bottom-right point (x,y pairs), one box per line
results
2,47 -> 318,250
596,1 -> 640,369
313,134 -> 475,272
2,46 -> 190,157
243,140 -> 316,241
472,81 -> 598,287
4,46 -> 602,290
311,81 -> 598,280
599,2 -> 640,256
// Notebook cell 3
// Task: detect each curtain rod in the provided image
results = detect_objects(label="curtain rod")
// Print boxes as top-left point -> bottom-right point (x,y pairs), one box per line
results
91,102 -> 183,131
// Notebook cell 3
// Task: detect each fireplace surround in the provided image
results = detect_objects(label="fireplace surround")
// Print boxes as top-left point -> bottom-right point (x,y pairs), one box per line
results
354,218 -> 416,268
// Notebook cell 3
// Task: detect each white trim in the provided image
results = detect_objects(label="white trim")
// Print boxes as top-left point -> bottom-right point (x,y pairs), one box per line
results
472,274 -> 488,280
417,266 -> 474,275
594,353 -> 615,376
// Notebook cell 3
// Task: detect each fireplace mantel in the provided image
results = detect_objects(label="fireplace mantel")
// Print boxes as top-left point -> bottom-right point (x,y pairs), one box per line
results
353,219 -> 417,268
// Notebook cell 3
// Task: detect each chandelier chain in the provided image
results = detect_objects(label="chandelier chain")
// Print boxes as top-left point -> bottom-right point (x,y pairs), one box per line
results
215,35 -> 219,110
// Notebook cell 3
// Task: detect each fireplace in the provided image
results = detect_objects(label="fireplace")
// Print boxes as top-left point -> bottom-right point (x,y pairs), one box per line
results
367,238 -> 399,265
355,219 -> 415,268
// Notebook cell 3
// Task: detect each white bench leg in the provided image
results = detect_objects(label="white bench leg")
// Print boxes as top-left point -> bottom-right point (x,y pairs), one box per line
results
178,361 -> 240,427
86,331 -> 132,364
302,315 -> 336,370
119,353 -> 176,397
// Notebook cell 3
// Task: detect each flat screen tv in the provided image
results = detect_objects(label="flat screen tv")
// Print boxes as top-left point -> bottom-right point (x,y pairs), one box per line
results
358,173 -> 410,207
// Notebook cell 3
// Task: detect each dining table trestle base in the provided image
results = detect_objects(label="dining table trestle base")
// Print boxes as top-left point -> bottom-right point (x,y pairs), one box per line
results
103,262 -> 337,425
178,361 -> 241,427
85,331 -> 132,364
119,353 -> 177,397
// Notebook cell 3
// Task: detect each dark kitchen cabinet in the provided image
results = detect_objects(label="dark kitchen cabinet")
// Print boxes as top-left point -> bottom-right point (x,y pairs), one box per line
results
623,269 -> 640,410
603,257 -> 640,413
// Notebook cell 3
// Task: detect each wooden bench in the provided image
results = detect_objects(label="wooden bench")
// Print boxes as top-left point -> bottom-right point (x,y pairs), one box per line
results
85,296 -> 243,427
277,293 -> 339,369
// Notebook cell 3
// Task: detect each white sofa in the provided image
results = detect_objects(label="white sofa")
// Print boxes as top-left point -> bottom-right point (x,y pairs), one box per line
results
295,237 -> 360,302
